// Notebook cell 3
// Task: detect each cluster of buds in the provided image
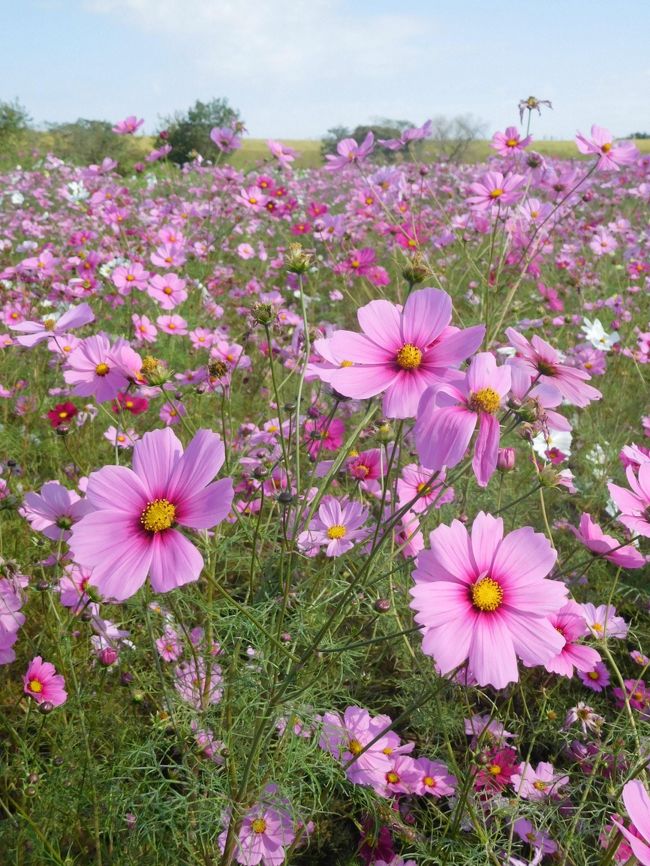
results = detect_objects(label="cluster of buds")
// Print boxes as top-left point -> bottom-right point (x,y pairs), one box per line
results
402,252 -> 432,287
249,302 -> 277,327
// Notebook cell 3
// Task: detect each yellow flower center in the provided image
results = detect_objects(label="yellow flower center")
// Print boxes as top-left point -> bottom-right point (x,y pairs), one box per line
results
348,738 -> 363,755
396,343 -> 423,370
471,577 -> 503,612
43,318 -> 56,331
506,138 -> 518,148
163,286 -> 172,294
141,498 -> 176,533
488,764 -> 502,775
28,679 -> 43,693
601,142 -> 612,153
126,274 -> 135,281
417,481 -> 431,495
469,387 -> 501,414
340,360 -> 354,368
533,780 -> 549,791
386,771 -> 400,784
489,188 -> 504,198
423,775 -> 436,787
58,411 -> 68,419
95,362 -> 110,376
588,670 -> 599,680
327,524 -> 347,540
592,622 -> 604,633
251,818 -> 267,834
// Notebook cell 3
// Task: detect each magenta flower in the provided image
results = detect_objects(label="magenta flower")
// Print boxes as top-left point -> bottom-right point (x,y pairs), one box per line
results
396,464 -> 453,513
319,706 -> 392,788
112,115 -> 144,135
513,819 -> 557,855
316,288 -> 484,418
413,757 -> 457,797
8,302 -> 94,348
157,314 -> 188,336
543,601 -> 601,678
218,796 -> 296,866
608,463 -> 650,538
267,139 -> 297,168
569,513 -> 646,568
324,131 -> 374,171
112,263 -> 150,295
578,662 -> 610,692
612,781 -> 650,865
512,761 -> 569,801
575,125 -> 639,171
490,126 -> 532,157
410,512 -> 567,689
21,481 -> 91,541
147,274 -> 187,310
304,416 -> 345,459
210,126 -> 242,153
297,496 -> 368,557
64,334 -> 142,403
23,656 -> 67,707
506,328 -> 602,407
466,171 -> 526,210
69,428 -> 234,601
415,352 -> 511,487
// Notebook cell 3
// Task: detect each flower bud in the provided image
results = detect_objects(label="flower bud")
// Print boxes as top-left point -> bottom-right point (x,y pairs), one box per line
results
140,356 -> 171,387
38,701 -> 54,715
250,302 -> 276,327
374,599 -> 391,613
497,447 -> 516,472
284,243 -> 313,274
99,647 -> 118,667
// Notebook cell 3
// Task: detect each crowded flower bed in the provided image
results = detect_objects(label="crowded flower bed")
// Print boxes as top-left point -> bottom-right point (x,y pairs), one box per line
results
0,113 -> 649,865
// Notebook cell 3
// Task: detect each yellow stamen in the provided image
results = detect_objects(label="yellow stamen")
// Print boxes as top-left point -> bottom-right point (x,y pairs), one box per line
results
468,387 -> 501,414
251,818 -> 267,834
327,524 -> 347,540
95,362 -> 110,376
471,577 -> 503,612
141,498 -> 176,533
396,343 -> 422,370
29,680 -> 43,693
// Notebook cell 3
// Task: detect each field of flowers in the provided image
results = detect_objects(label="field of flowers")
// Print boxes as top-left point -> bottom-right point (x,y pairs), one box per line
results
0,113 -> 649,866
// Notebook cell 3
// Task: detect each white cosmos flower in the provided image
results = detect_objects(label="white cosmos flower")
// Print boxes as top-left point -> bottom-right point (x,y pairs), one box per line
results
581,317 -> 619,350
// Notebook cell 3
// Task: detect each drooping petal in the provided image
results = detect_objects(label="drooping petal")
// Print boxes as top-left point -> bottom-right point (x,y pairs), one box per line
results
415,404 -> 476,473
148,530 -> 204,593
508,613 -> 566,666
472,413 -> 501,487
468,615 -> 519,689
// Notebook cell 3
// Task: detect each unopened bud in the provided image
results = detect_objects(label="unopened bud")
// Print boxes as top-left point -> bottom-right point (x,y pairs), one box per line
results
140,356 -> 171,387
250,302 -> 276,326
284,243 -> 313,274
497,447 -> 516,472
402,253 -> 431,286
99,647 -> 118,667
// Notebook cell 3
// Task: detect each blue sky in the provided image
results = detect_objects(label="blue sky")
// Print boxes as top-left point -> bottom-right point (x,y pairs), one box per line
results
2,0 -> 649,140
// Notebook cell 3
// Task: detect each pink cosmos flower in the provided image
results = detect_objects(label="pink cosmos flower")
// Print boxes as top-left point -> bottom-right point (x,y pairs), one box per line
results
568,514 -> 646,568
297,496 -> 369,557
68,428 -> 234,601
174,657 -> 222,709
113,115 -> 144,135
513,819 -> 557,855
324,132 -> 374,171
316,288 -> 484,418
490,126 -> 532,157
410,512 -> 566,689
512,761 -> 569,801
415,352 -> 511,487
218,796 -> 296,866
267,139 -> 297,168
506,328 -> 601,407
304,416 -> 344,459
64,334 -> 142,403
575,125 -> 639,171
132,314 -> 158,344
210,126 -> 241,153
148,274 -> 188,309
156,628 -> 183,662
112,263 -> 150,295
21,481 -> 91,541
157,314 -> 188,336
59,564 -> 92,612
581,603 -> 628,639
381,755 -> 421,797
23,656 -> 67,707
578,662 -> 610,692
0,579 -> 26,664
413,757 -> 457,797
612,781 -> 650,865
608,463 -> 650,538
466,171 -> 526,210
8,303 -> 94,348
397,465 -> 453,513
543,601 -> 601,678
319,706 -> 392,788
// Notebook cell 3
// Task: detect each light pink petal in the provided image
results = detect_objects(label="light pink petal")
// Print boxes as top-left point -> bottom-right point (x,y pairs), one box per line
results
148,530 -> 203,593
612,821 -> 650,866
401,288 -> 451,347
415,404 -> 476,472
326,330 -> 392,364
421,612 -> 476,675
168,429 -> 226,503
410,580 -> 473,628
382,371 -> 430,419
132,428 -> 182,499
425,325 -> 485,368
177,478 -> 234,529
472,413 -> 500,487
508,614 -> 566,666
325,364 -> 398,400
468,615 -> 518,688
470,511 -> 503,574
422,520 -> 474,584
623,781 -> 650,843
356,299 -> 402,349
57,303 -> 95,331
85,465 -> 148,512
491,526 -> 557,585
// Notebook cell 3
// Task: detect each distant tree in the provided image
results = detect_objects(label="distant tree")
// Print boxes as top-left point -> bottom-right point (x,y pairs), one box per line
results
428,114 -> 488,163
46,119 -> 138,167
158,98 -> 241,165
320,118 -> 414,162
0,98 -> 31,145
627,131 -> 649,139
